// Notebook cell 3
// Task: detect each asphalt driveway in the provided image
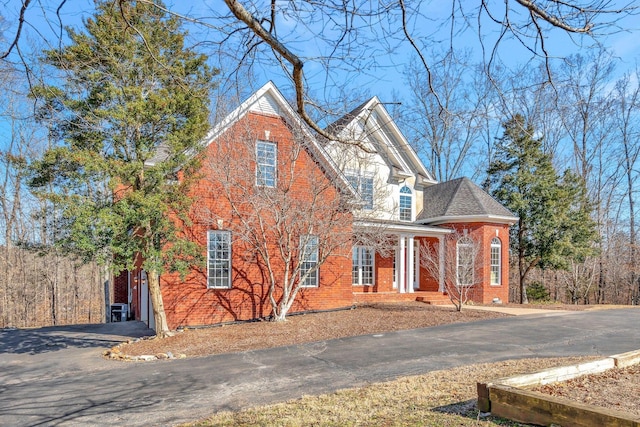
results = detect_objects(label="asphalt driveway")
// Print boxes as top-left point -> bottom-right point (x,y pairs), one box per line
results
1,308 -> 639,426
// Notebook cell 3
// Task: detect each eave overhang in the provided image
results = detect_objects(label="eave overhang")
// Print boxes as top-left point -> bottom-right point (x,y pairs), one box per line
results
416,214 -> 519,226
354,220 -> 453,237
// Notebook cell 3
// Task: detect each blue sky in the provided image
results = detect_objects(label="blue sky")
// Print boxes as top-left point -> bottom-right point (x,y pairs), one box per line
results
1,1 -> 639,149
2,1 -> 639,100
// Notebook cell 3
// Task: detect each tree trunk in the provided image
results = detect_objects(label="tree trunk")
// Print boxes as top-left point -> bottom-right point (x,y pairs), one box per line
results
147,269 -> 171,337
518,220 -> 529,304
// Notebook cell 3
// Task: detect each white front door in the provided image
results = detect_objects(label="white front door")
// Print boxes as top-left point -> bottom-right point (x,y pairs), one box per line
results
140,271 -> 155,331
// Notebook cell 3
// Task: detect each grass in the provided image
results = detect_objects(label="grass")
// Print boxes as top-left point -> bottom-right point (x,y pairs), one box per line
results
181,356 -> 595,427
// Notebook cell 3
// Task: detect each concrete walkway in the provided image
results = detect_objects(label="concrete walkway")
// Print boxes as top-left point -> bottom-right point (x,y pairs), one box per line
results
1,307 -> 639,426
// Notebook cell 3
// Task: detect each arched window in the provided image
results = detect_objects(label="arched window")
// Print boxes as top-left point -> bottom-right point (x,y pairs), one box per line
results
399,185 -> 412,221
456,237 -> 474,286
490,237 -> 501,285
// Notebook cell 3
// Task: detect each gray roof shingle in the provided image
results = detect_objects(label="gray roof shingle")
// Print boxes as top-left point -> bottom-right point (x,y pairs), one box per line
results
418,177 -> 516,223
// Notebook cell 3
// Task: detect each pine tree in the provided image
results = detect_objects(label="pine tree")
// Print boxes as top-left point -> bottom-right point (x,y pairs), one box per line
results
30,0 -> 217,336
486,114 -> 597,303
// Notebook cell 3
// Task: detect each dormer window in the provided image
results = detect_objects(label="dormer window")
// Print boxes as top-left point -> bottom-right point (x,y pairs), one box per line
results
346,172 -> 374,210
399,185 -> 412,221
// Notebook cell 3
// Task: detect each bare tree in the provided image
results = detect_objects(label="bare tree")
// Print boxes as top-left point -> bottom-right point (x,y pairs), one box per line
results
420,231 -> 483,311
3,1 -> 636,142
613,70 -> 640,304
199,115 -> 354,321
562,258 -> 598,304
402,50 -> 489,181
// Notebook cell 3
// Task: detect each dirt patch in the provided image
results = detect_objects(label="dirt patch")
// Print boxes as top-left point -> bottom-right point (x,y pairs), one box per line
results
531,363 -> 640,417
118,302 -> 509,358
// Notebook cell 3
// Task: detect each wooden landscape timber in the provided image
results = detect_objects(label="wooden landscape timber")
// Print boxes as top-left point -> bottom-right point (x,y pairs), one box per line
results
477,350 -> 640,426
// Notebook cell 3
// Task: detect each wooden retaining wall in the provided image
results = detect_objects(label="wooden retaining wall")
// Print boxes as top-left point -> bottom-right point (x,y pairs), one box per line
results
477,350 -> 640,426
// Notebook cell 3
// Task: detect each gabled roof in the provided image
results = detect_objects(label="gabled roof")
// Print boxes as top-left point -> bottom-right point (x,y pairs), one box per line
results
326,97 -> 436,187
148,82 -> 357,198
417,177 -> 518,225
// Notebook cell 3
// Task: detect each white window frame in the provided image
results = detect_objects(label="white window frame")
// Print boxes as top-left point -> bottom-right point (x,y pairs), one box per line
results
346,172 -> 374,210
490,237 -> 502,286
456,237 -> 474,287
207,230 -> 232,289
352,246 -> 374,286
300,235 -> 319,288
256,140 -> 277,187
399,185 -> 412,221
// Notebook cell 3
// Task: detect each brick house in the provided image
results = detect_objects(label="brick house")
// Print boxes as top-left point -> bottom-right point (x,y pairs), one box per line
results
113,82 -> 517,330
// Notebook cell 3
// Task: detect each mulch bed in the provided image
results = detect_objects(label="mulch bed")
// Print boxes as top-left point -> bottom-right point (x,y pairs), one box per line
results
117,302 -> 509,358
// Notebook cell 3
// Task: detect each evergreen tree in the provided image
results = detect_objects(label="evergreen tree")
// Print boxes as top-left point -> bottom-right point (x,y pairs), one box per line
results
486,114 -> 597,303
30,0 -> 217,336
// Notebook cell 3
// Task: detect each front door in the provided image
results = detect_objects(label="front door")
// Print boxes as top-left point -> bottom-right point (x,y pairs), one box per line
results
139,271 -> 155,331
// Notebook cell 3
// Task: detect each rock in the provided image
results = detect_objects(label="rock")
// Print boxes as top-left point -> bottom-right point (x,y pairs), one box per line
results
177,353 -> 187,359
139,355 -> 157,361
166,351 -> 174,359
156,353 -> 168,360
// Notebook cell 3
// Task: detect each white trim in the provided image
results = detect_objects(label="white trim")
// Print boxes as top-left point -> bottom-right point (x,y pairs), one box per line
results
207,230 -> 232,289
407,236 -> 414,293
352,246 -> 375,286
148,82 -> 358,199
331,97 -> 436,184
366,101 -> 436,183
345,170 -> 375,210
300,235 -> 320,288
399,237 -> 406,293
417,214 -> 518,226
393,248 -> 398,289
490,237 -> 502,286
399,185 -> 413,221
456,237 -> 474,287
256,140 -> 277,188
354,220 -> 452,236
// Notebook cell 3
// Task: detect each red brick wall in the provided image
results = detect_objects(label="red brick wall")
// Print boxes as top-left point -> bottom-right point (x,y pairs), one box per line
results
375,252 -> 394,292
113,270 -> 128,304
439,222 -> 510,304
416,236 -> 440,291
157,112 -> 354,329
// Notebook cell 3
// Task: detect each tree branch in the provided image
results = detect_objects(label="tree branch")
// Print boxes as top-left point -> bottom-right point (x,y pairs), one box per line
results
222,0 -> 372,151
1,0 -> 33,60
515,0 -> 594,33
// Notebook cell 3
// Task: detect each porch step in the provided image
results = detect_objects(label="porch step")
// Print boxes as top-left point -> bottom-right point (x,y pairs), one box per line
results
415,293 -> 451,305
354,291 -> 450,305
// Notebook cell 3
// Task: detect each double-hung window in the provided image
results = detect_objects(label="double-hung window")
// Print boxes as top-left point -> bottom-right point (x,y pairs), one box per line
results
300,235 -> 319,287
352,246 -> 374,286
208,231 -> 231,288
346,173 -> 374,210
456,237 -> 474,287
490,237 -> 501,285
399,186 -> 412,221
256,141 -> 276,187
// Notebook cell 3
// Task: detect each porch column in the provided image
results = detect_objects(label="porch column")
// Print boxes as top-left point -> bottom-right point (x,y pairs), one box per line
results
407,235 -> 415,293
398,235 -> 406,293
414,238 -> 420,290
438,236 -> 445,292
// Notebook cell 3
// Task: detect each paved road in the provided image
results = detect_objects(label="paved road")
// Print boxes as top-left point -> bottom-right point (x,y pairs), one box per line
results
1,308 -> 639,426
